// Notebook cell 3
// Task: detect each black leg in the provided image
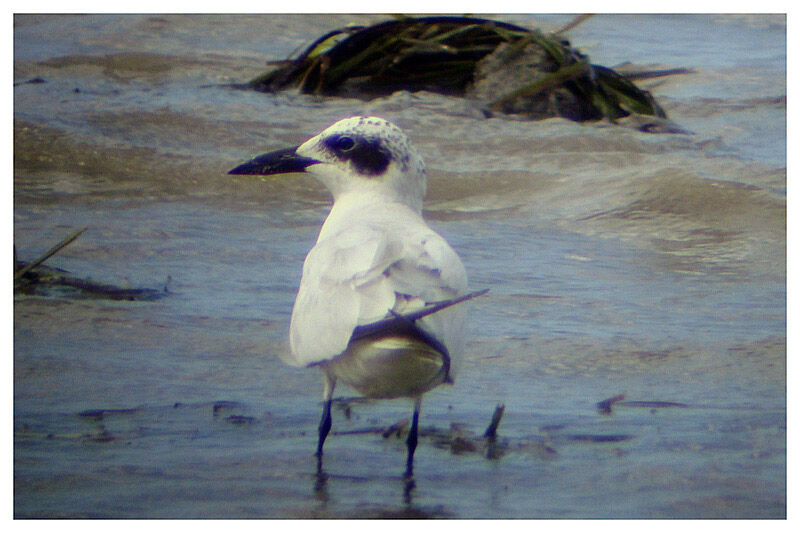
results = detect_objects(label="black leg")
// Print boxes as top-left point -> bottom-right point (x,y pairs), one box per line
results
316,398 -> 332,456
315,373 -> 335,472
404,398 -> 422,478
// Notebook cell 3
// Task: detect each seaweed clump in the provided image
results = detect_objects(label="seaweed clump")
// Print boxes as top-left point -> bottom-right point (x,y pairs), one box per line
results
246,16 -> 670,125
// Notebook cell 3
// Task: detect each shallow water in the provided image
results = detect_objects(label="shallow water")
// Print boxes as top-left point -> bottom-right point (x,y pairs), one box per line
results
14,14 -> 785,518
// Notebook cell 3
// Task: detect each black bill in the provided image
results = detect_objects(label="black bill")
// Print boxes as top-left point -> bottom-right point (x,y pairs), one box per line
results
228,146 -> 320,176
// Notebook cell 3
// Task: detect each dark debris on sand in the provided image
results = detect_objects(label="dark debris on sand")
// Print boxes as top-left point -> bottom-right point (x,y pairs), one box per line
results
242,15 -> 689,130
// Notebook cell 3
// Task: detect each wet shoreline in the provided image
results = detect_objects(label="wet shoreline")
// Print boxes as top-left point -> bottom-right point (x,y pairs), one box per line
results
15,14 -> 785,518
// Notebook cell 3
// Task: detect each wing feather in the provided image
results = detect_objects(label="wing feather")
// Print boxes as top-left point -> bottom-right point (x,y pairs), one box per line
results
287,220 -> 467,368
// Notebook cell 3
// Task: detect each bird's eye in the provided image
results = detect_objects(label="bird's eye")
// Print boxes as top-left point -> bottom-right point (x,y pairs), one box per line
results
334,136 -> 355,151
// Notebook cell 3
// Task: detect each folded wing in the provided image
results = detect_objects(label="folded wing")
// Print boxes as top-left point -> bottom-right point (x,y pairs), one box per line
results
287,222 -> 468,367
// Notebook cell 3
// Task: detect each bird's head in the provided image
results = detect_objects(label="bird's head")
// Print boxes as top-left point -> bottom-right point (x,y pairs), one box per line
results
229,116 -> 426,211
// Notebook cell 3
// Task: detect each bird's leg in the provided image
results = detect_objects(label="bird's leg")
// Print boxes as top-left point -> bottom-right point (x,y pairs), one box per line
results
315,372 -> 336,473
404,397 -> 422,479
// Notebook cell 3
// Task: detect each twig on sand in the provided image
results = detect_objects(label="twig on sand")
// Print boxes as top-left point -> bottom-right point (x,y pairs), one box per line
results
14,227 -> 87,280
15,227 -> 168,301
622,67 -> 695,80
483,403 -> 506,439
596,394 -> 626,415
552,14 -> 594,36
382,419 -> 410,438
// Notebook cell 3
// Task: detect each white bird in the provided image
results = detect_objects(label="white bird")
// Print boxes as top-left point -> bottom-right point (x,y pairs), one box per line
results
229,116 -> 486,478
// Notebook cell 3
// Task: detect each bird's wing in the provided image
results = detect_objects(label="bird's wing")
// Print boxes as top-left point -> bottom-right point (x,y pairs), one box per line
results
287,222 -> 467,367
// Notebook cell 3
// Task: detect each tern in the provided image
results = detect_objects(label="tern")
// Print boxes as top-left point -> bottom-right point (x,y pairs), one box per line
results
229,116 -> 485,478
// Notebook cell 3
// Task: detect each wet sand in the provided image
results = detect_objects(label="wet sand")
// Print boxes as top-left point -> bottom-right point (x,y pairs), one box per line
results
14,14 -> 785,518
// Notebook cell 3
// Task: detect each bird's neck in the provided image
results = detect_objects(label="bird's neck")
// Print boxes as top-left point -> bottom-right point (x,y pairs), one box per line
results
317,190 -> 422,242
336,186 -> 422,214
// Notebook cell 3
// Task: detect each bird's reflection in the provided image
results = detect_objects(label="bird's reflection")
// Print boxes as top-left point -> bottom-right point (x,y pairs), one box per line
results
310,469 -> 446,517
403,476 -> 416,506
313,468 -> 329,503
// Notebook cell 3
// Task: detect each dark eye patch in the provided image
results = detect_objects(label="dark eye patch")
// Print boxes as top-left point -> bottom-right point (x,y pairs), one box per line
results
323,134 -> 392,176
